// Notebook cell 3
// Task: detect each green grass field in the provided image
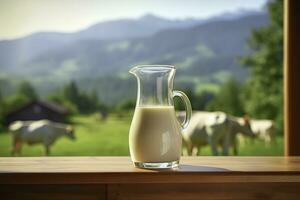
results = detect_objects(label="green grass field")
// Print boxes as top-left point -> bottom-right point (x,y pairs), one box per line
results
0,114 -> 283,157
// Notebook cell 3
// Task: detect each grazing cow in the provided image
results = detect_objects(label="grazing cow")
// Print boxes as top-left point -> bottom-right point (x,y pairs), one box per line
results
181,111 -> 212,155
181,111 -> 228,156
223,116 -> 254,155
9,120 -> 75,156
250,119 -> 275,145
181,111 -> 254,156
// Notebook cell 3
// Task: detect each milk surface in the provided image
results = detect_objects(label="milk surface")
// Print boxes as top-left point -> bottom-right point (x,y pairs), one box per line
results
129,106 -> 182,163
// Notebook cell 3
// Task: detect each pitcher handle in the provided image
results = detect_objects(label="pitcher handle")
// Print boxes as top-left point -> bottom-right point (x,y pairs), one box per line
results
173,90 -> 192,131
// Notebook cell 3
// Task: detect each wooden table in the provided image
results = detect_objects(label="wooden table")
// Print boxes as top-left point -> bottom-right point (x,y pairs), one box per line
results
1,157 -> 300,199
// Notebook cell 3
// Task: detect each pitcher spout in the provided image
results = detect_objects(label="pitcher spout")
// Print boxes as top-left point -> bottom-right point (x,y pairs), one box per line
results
129,66 -> 138,76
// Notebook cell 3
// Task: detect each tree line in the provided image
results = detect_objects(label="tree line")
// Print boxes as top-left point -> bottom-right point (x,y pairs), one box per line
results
0,80 -> 105,131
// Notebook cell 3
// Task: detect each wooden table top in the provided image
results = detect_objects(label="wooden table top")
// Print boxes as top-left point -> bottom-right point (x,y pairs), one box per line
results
1,157 -> 300,184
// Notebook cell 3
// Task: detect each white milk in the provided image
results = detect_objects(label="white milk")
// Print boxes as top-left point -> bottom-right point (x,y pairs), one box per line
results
129,106 -> 182,163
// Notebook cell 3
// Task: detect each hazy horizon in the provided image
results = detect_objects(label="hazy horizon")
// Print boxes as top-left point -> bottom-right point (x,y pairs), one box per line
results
0,0 -> 268,40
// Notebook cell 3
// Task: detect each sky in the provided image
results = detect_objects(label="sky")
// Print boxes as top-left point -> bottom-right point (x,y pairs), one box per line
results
0,0 -> 268,40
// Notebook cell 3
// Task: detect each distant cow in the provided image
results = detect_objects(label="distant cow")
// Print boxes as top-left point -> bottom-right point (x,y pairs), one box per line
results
224,116 -> 254,155
9,120 -> 75,156
181,111 -> 254,156
250,119 -> 275,145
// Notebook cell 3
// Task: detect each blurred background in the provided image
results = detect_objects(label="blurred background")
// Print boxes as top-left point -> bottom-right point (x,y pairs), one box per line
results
0,0 -> 283,156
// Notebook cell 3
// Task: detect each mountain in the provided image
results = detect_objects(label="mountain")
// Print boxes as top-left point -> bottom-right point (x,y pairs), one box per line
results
0,32 -> 73,71
0,11 -> 268,103
208,9 -> 265,21
20,13 -> 267,78
72,14 -> 202,41
0,14 -> 204,71
0,11 -> 265,71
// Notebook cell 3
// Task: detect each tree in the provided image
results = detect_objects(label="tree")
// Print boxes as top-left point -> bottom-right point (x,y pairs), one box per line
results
195,91 -> 215,111
47,92 -> 78,114
4,93 -> 30,113
117,99 -> 136,111
2,81 -> 38,114
17,81 -> 38,100
240,0 -> 283,133
206,78 -> 244,116
61,81 -> 102,113
0,88 -> 4,114
0,89 -> 5,131
63,80 -> 80,105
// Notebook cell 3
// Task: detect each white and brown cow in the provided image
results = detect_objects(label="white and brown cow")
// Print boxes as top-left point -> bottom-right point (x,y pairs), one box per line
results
9,120 -> 75,156
180,111 -> 254,156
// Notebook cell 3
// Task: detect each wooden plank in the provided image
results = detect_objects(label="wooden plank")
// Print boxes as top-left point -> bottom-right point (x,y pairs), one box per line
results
1,183 -> 300,200
1,157 -> 300,173
284,0 -> 300,155
0,184 -> 106,200
107,183 -> 300,200
0,157 -> 300,184
2,172 -> 300,184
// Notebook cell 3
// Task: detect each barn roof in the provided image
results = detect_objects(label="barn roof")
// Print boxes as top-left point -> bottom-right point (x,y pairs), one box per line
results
5,100 -> 69,117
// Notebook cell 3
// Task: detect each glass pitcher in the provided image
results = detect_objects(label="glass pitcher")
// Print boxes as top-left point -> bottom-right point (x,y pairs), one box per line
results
129,65 -> 192,169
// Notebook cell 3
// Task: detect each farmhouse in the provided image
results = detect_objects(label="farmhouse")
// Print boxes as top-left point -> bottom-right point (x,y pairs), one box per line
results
5,101 -> 69,125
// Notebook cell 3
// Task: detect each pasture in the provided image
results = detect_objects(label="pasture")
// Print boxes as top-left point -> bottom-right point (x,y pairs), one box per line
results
0,114 -> 283,156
